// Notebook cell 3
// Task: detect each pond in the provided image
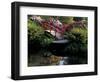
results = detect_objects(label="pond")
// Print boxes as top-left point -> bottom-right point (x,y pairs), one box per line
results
28,51 -> 87,67
28,39 -> 87,67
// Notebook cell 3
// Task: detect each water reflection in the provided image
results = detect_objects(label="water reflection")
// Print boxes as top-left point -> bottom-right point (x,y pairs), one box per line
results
28,51 -> 87,66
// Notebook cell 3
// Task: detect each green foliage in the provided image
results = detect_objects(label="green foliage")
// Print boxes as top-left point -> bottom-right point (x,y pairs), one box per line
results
66,28 -> 87,43
59,17 -> 73,24
73,17 -> 83,21
41,16 -> 59,21
28,19 -> 54,47
64,27 -> 87,57
28,19 -> 44,40
39,33 -> 54,47
40,16 -> 49,20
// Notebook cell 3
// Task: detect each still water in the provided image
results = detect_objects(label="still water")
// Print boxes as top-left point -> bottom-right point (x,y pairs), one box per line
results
28,51 -> 87,67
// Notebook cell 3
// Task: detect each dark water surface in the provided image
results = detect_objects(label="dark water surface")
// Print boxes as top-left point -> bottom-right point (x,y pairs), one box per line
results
28,40 -> 87,67
28,51 -> 87,67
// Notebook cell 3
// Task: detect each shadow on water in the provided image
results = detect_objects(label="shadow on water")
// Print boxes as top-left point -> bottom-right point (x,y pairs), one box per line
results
28,40 -> 87,67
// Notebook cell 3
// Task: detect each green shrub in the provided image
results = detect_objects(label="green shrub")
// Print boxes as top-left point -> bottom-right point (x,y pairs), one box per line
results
28,19 -> 54,47
64,27 -> 87,57
28,19 -> 44,40
65,27 -> 87,43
